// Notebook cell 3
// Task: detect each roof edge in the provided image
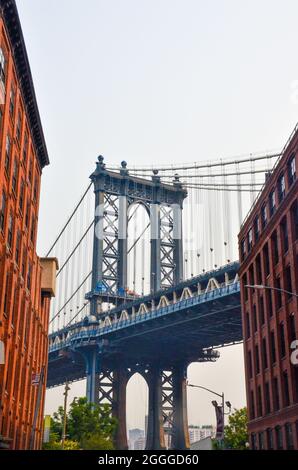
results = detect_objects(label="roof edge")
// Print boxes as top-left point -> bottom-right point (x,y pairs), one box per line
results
0,0 -> 49,168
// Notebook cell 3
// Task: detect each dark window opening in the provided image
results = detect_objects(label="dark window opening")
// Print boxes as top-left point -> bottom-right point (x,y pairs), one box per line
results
280,322 -> 286,358
271,331 -> 277,364
281,217 -> 289,253
269,190 -> 276,216
262,338 -> 268,369
277,174 -> 285,202
288,154 -> 296,186
255,344 -> 260,374
273,377 -> 280,411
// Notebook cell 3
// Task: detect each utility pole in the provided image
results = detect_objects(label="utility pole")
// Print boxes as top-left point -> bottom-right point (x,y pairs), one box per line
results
61,381 -> 70,449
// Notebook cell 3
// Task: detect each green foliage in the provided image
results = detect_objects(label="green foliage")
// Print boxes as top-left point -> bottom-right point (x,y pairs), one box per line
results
80,433 -> 114,450
224,407 -> 248,450
44,396 -> 117,450
67,397 -> 117,443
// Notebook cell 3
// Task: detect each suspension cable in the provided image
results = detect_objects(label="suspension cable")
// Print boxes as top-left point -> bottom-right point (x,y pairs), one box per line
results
106,152 -> 280,172
46,182 -> 92,257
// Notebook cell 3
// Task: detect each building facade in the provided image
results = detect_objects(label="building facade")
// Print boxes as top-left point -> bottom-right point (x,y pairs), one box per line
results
239,124 -> 298,450
188,425 -> 215,444
0,1 -> 57,449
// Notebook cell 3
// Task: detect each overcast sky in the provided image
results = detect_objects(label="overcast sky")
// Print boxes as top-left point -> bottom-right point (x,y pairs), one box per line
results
16,0 -> 298,430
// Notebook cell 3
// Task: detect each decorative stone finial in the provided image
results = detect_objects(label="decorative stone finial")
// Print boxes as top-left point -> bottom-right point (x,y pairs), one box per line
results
120,160 -> 129,176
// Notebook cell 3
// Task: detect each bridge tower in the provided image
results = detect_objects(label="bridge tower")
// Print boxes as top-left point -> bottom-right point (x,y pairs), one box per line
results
84,157 -> 189,450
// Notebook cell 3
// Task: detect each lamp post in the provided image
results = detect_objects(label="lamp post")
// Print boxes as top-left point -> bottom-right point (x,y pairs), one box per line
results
187,383 -> 231,446
245,284 -> 298,298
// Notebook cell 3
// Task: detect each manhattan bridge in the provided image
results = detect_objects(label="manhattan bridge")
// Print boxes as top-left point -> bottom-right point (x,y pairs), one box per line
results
46,148 -> 282,449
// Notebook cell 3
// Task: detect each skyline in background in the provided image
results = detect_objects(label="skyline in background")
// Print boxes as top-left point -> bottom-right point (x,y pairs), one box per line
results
15,0 -> 298,428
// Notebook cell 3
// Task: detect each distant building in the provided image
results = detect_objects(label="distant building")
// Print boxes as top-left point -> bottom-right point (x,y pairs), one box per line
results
188,425 -> 215,444
134,436 -> 146,450
128,428 -> 144,450
239,123 -> 298,449
0,0 -> 57,450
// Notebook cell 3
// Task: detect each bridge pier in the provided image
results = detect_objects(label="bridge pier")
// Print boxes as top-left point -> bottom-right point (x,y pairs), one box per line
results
83,348 -> 100,403
172,363 -> 190,450
112,367 -> 128,450
146,366 -> 166,450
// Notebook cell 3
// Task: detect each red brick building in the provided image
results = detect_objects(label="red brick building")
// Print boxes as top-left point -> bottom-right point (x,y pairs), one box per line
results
239,124 -> 298,450
0,1 -> 57,449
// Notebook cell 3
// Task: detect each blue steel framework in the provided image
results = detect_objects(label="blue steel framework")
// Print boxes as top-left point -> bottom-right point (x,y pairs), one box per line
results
47,159 -> 243,450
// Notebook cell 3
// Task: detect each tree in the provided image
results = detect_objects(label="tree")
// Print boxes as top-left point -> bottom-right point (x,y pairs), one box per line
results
67,397 -> 117,445
224,407 -> 248,450
43,397 -> 117,450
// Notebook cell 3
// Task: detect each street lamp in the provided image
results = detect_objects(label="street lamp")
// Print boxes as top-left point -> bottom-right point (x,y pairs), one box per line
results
245,284 -> 298,298
187,383 -> 232,445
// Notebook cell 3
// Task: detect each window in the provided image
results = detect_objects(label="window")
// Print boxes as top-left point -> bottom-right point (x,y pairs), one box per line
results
258,432 -> 264,450
254,216 -> 260,242
273,377 -> 280,411
248,350 -> 253,378
275,277 -> 282,309
33,176 -> 38,202
262,338 -> 268,369
288,154 -> 296,186
259,295 -> 265,325
19,179 -> 25,212
263,243 -> 270,276
269,190 -> 276,216
240,238 -> 246,261
283,371 -> 290,406
243,273 -> 248,301
246,312 -> 251,339
290,200 -> 298,240
12,158 -> 18,193
15,230 -> 21,265
289,313 -> 296,343
267,428 -> 273,450
0,190 -> 6,232
279,322 -> 286,358
275,426 -> 283,449
250,391 -> 255,420
266,288 -> 273,317
261,204 -> 267,229
25,202 -> 30,228
277,174 -> 285,202
271,331 -> 276,364
285,423 -> 294,449
251,433 -> 257,450
30,216 -> 35,244
16,112 -> 21,142
271,231 -> 279,265
255,344 -> 260,374
284,265 -> 293,300
265,382 -> 271,414
253,305 -> 257,333
247,228 -> 253,252
7,212 -> 13,248
9,87 -> 15,117
0,46 -> 5,86
5,134 -> 11,174
280,217 -> 289,252
23,132 -> 28,161
256,254 -> 262,284
27,262 -> 32,290
257,385 -> 263,416
249,264 -> 255,287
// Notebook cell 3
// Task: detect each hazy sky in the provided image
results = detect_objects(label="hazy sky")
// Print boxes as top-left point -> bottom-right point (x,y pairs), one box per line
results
16,0 -> 298,430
